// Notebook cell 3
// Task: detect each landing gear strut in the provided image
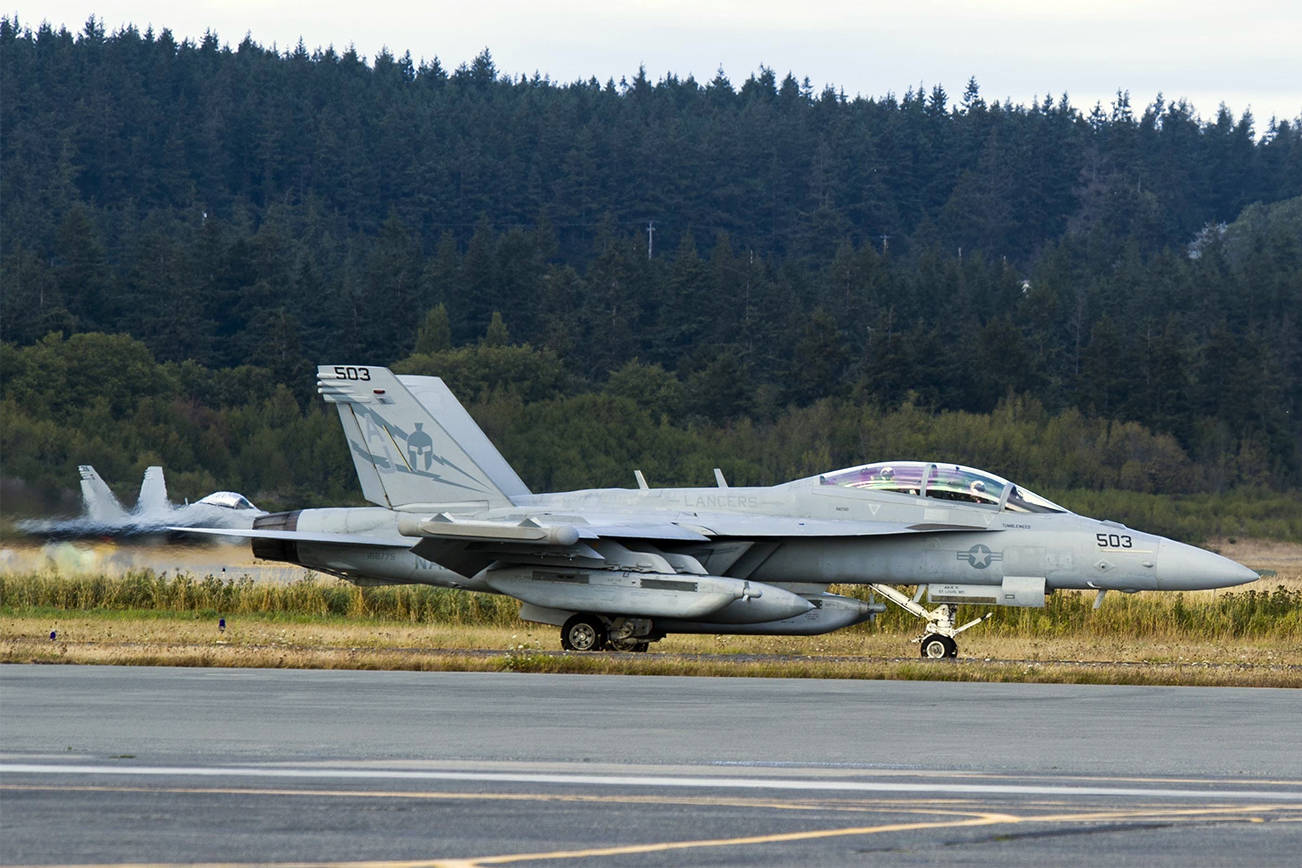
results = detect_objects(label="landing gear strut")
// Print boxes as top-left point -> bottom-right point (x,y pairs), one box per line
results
869,584 -> 991,660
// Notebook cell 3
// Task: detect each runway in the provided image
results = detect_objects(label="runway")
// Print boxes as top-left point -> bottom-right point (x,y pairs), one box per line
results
2,667 -> 1300,866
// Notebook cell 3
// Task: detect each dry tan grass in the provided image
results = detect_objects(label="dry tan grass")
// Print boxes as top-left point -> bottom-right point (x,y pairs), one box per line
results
4,613 -> 1299,687
9,613 -> 1299,662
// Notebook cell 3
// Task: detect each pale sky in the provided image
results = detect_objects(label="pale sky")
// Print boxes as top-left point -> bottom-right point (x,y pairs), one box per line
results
12,1 -> 1302,126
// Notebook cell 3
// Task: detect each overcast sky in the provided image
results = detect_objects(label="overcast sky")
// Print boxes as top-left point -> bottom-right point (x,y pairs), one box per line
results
13,2 -> 1302,127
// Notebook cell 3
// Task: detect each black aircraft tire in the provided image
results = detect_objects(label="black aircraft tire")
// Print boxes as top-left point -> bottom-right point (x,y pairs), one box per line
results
561,614 -> 607,652
920,634 -> 956,660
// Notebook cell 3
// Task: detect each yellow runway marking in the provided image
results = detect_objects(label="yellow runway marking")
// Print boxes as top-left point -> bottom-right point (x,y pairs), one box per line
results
0,813 -> 1015,868
436,812 -> 1018,866
6,785 -> 1300,868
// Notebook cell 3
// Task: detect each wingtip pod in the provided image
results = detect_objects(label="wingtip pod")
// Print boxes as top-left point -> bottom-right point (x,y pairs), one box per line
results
396,513 -> 581,546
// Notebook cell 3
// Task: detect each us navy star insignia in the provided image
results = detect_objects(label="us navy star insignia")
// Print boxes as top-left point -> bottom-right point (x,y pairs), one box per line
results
957,543 -> 1003,569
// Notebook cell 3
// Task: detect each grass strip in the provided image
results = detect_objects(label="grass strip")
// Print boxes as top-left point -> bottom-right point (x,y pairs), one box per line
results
5,637 -> 1299,688
3,611 -> 1299,688
3,570 -> 1301,641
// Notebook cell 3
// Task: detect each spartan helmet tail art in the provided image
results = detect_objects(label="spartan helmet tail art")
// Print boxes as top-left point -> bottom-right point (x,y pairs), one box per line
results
319,365 -> 528,509
407,421 -> 435,470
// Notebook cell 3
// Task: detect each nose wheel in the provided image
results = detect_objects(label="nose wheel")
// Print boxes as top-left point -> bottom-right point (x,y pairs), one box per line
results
920,634 -> 958,659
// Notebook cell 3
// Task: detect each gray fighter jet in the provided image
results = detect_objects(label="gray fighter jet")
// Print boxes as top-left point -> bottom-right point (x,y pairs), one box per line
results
190,365 -> 1259,658
19,465 -> 264,537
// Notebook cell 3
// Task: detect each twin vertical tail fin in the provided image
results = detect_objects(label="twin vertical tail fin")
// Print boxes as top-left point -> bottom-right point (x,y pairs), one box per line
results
317,365 -> 531,510
78,465 -> 127,522
136,466 -> 169,514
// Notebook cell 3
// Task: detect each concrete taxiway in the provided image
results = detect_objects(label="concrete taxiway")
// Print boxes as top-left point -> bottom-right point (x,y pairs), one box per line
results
2,666 -> 1300,866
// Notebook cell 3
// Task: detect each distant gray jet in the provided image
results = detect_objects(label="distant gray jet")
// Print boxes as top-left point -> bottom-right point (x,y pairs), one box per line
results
188,365 -> 1259,658
20,465 -> 264,537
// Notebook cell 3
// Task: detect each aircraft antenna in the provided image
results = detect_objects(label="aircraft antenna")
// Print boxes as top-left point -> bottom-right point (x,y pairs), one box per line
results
646,221 -> 655,259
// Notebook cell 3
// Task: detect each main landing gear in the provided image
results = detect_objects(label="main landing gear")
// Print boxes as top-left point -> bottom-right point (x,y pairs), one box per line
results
868,584 -> 992,660
560,613 -> 606,651
559,613 -> 654,653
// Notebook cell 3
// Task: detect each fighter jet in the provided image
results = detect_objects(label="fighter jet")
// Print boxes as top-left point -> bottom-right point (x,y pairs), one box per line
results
187,365 -> 1260,658
18,465 -> 264,537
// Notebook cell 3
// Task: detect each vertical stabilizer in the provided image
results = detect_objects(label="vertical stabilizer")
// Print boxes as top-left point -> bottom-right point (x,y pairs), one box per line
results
78,465 -> 127,522
136,466 -> 169,514
318,365 -> 529,509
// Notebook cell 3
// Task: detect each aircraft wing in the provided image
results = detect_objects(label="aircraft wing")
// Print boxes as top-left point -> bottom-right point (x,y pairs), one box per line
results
578,522 -> 712,542
400,512 -> 1000,578
168,526 -> 411,548
676,514 -> 1000,538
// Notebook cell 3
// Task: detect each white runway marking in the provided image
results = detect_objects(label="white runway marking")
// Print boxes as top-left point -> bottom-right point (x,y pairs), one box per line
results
4,762 -> 1301,801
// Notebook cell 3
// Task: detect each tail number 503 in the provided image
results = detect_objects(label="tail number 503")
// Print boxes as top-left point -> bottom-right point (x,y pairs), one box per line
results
334,366 -> 371,381
1096,533 -> 1133,548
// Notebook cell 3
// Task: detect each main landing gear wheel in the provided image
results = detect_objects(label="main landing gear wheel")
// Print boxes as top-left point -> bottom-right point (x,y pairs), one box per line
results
560,614 -> 607,651
920,633 -> 958,659
609,639 -> 650,652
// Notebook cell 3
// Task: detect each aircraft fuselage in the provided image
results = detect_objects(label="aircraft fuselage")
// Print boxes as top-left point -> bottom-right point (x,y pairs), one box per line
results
259,479 -> 1254,597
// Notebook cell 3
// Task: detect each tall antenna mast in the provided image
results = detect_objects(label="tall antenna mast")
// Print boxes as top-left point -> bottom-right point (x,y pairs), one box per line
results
646,220 -> 656,260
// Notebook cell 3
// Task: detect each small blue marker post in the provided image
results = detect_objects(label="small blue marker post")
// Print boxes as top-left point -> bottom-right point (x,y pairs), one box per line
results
49,631 -> 56,641
218,618 -> 226,633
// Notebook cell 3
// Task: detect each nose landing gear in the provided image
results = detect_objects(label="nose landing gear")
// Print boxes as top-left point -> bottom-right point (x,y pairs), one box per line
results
868,584 -> 992,660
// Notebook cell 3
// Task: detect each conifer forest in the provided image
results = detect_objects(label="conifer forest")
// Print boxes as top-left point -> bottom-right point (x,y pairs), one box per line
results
2,18 -> 1300,537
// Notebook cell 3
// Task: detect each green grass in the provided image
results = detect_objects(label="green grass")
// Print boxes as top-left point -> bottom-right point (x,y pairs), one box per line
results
0,570 -> 520,625
849,583 -> 1302,640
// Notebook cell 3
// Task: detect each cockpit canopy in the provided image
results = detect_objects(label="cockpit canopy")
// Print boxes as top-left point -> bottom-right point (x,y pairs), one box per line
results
196,491 -> 259,511
819,461 -> 1067,514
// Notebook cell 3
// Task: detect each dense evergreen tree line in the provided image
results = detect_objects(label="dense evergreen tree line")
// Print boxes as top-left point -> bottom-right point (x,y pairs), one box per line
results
4,332 -> 1300,542
1,17 -> 1300,494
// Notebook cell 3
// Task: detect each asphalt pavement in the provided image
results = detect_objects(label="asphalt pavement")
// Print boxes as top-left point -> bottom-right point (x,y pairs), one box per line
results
2,666 -> 1299,866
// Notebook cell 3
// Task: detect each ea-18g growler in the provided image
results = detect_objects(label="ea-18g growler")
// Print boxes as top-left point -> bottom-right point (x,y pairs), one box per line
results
187,365 -> 1259,658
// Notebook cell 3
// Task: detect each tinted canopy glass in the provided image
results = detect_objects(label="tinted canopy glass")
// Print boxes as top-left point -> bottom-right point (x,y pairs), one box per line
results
197,491 -> 258,510
819,461 -> 1066,513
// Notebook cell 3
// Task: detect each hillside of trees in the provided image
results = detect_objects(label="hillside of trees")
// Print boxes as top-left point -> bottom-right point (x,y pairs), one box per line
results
1,17 -> 1300,524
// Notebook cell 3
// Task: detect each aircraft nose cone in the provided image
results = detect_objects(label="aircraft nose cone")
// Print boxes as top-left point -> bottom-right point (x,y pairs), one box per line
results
1156,539 -> 1260,590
